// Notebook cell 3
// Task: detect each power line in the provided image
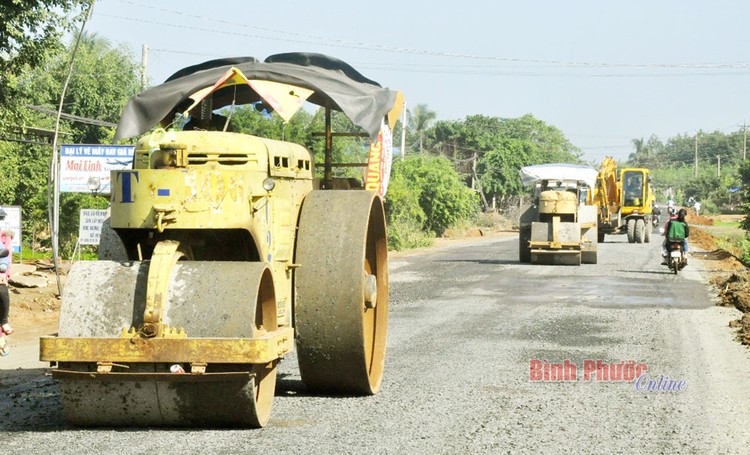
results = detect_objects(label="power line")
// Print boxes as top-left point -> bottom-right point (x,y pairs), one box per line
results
104,2 -> 750,70
25,105 -> 118,127
146,47 -> 750,78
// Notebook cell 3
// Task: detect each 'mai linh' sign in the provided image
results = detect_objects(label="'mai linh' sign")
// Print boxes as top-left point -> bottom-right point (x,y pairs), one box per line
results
60,145 -> 135,194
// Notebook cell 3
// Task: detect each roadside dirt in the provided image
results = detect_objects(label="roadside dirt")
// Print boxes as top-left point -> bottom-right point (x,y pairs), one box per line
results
0,261 -> 63,366
681,212 -> 750,345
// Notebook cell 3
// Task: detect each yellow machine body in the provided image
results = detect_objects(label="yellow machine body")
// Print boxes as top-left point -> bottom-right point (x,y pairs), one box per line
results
594,157 -> 655,243
518,165 -> 599,266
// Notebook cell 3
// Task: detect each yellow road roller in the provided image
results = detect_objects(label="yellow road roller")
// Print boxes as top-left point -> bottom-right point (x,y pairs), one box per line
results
40,53 -> 403,427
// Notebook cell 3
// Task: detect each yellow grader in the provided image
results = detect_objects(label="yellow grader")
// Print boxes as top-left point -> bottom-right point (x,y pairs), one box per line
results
39,53 -> 403,427
518,164 -> 599,265
594,157 -> 655,243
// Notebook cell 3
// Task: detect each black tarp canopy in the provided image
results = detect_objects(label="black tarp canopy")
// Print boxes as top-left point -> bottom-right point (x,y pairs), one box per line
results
114,52 -> 402,142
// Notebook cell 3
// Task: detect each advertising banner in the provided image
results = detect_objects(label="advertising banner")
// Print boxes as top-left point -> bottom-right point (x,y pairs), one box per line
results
364,121 -> 393,197
60,145 -> 135,193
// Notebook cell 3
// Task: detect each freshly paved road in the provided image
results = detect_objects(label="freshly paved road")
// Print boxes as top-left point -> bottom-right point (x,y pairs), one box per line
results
2,232 -> 749,454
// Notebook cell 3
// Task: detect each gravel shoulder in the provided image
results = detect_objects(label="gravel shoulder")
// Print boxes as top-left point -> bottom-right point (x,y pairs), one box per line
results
1,228 -> 750,454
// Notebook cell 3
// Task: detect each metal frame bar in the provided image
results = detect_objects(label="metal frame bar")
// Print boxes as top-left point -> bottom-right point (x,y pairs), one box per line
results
51,370 -> 253,382
40,327 -> 294,365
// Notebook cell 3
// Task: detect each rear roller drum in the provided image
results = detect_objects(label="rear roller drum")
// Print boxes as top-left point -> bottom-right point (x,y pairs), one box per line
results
295,191 -> 388,395
56,250 -> 278,427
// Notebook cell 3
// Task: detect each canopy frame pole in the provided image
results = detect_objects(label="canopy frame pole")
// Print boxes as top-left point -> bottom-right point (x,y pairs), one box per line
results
324,106 -> 333,189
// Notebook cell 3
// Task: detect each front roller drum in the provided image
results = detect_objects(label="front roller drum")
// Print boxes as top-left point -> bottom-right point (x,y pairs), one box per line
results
54,258 -> 278,427
295,191 -> 388,395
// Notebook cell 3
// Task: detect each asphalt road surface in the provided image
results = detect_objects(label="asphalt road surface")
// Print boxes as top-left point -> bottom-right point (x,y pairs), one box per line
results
2,232 -> 750,454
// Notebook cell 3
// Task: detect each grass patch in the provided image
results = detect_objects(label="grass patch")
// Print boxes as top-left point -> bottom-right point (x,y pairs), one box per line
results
387,219 -> 434,251
713,219 -> 741,228
717,233 -> 750,264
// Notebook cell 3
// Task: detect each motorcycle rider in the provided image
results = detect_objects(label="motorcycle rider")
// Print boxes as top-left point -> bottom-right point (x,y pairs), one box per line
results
662,208 -> 689,266
651,201 -> 661,227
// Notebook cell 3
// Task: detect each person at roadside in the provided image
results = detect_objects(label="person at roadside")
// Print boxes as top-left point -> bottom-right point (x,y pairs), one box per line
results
0,230 -> 12,356
662,208 -> 689,266
667,196 -> 675,211
0,230 -> 14,337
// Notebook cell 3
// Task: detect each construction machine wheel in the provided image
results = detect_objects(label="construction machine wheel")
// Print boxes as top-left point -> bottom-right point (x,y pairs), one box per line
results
56,250 -> 279,428
644,223 -> 652,243
635,219 -> 645,243
626,219 -> 636,243
519,226 -> 532,263
295,190 -> 388,395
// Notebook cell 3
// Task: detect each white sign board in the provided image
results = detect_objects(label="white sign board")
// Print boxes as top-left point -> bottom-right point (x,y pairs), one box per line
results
78,209 -> 108,246
60,145 -> 135,194
0,206 -> 22,254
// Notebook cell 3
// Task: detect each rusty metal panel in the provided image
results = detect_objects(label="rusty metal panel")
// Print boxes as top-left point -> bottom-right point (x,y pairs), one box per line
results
40,327 -> 294,364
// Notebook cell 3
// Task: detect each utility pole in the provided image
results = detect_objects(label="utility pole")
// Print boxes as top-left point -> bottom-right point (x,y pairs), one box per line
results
717,155 -> 721,178
400,101 -> 406,161
51,0 -> 95,295
743,121 -> 747,161
141,44 -> 149,91
471,152 -> 476,190
694,132 -> 699,178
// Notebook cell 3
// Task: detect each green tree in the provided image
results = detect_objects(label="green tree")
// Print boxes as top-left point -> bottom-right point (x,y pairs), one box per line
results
629,137 -> 649,167
0,32 -> 140,254
630,128 -> 746,212
479,138 -> 539,198
228,104 -> 314,146
20,32 -> 141,144
447,114 -> 580,200
0,0 -> 92,116
407,104 -> 437,154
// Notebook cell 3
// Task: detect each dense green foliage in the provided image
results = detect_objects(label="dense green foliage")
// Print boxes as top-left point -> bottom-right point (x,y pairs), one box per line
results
425,113 -> 582,205
0,0 -> 92,117
385,155 -> 479,249
625,130 -> 745,215
0,33 -> 140,254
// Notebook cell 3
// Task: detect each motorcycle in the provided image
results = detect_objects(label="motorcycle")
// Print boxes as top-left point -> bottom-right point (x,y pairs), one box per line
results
665,239 -> 687,275
651,208 -> 661,228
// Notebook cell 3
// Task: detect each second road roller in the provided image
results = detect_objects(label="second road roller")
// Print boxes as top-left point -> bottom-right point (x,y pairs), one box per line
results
40,52 -> 404,427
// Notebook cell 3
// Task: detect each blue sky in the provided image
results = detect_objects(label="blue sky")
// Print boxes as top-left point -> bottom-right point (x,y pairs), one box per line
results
85,0 -> 750,164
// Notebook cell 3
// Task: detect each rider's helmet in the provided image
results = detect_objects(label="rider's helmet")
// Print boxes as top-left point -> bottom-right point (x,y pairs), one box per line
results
678,208 -> 688,219
668,206 -> 678,216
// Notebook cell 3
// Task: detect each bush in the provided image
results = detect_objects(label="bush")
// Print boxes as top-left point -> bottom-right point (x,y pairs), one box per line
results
385,155 -> 479,237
